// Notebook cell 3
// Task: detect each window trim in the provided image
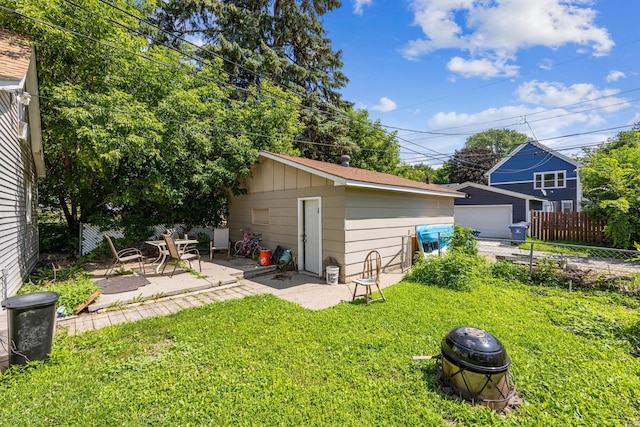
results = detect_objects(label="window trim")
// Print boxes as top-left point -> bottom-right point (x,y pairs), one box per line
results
534,170 -> 566,189
561,200 -> 573,213
251,208 -> 270,225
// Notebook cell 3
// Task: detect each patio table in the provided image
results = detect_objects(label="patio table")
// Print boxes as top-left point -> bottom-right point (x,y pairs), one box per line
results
145,238 -> 199,273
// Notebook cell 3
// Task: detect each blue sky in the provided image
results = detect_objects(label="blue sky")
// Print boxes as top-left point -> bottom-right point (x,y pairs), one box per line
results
323,0 -> 640,165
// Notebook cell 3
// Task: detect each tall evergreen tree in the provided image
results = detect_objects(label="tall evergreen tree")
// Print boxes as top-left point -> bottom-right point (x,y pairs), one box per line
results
146,0 -> 358,161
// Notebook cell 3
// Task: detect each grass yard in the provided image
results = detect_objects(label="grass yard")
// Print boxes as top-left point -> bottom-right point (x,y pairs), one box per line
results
1,278 -> 639,426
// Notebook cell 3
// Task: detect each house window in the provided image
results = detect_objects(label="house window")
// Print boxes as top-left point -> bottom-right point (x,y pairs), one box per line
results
534,171 -> 565,189
25,179 -> 32,224
561,200 -> 573,213
252,208 -> 270,225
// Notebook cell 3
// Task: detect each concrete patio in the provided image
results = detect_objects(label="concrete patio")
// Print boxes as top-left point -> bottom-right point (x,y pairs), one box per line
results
0,255 -> 404,369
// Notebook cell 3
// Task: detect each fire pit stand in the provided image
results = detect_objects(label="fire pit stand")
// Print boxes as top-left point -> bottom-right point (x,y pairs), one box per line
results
436,326 -> 517,411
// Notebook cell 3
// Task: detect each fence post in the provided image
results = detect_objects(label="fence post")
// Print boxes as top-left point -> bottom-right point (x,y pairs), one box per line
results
528,241 -> 535,279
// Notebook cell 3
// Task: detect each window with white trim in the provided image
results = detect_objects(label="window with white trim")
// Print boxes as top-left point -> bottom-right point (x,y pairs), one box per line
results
561,200 -> 573,213
534,171 -> 565,189
26,179 -> 32,224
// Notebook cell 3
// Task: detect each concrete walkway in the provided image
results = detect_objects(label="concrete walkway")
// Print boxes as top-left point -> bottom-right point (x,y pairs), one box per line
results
0,256 -> 404,368
56,266 -> 404,336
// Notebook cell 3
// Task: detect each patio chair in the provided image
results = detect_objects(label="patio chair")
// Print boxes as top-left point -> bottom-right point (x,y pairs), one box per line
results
104,235 -> 146,278
161,233 -> 201,277
351,250 -> 385,305
209,228 -> 230,260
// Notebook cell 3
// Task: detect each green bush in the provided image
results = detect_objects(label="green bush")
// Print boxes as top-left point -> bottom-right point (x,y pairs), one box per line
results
490,260 -> 529,283
39,221 -> 78,253
405,251 -> 488,291
530,258 -> 565,287
449,224 -> 478,255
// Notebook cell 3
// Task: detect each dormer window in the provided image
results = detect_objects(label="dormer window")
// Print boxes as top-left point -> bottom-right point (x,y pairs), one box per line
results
534,171 -> 565,189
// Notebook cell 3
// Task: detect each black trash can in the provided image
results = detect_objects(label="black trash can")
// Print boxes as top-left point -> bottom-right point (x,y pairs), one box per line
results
2,292 -> 60,366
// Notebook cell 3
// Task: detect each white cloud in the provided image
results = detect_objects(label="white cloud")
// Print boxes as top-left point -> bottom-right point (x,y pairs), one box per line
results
354,0 -> 373,15
538,59 -> 554,71
516,80 -> 629,113
370,97 -> 398,112
606,70 -> 626,82
447,56 -> 519,78
401,0 -> 614,78
426,104 -> 595,146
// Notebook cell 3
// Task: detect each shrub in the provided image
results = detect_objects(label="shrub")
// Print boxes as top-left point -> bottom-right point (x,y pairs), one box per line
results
405,251 -> 488,291
449,225 -> 478,255
530,258 -> 565,287
490,260 -> 529,283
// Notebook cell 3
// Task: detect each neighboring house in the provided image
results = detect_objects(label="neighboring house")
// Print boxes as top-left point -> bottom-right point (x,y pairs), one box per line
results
486,139 -> 582,213
0,30 -> 45,298
228,151 -> 464,283
447,182 -> 545,239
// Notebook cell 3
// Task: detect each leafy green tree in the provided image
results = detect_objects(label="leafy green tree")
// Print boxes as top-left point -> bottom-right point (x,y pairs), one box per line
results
147,0 -> 354,160
0,0 -> 302,239
344,109 -> 399,173
465,128 -> 528,157
394,163 -> 437,184
443,147 -> 498,185
579,129 -> 640,248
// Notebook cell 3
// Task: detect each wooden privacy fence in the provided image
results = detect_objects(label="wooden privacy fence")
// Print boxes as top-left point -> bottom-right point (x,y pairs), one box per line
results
529,211 -> 605,243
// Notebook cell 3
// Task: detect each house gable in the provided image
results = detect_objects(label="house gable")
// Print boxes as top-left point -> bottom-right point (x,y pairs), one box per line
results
485,140 -> 582,211
487,140 -> 581,185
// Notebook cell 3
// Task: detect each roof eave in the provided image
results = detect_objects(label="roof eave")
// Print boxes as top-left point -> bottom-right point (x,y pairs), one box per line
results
452,181 -> 546,201
342,180 -> 465,198
259,151 -> 342,183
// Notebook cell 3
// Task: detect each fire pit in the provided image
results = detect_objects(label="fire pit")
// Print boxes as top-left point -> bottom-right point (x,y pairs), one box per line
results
437,326 -> 516,411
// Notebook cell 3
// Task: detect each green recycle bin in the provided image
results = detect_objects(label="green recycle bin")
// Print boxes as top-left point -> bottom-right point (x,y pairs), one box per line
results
2,291 -> 60,366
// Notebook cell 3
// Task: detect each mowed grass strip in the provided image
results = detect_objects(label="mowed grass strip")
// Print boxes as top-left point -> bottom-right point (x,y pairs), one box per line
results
0,279 -> 639,426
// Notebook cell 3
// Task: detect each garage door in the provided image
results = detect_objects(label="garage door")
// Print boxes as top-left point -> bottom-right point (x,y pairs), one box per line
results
454,205 -> 512,238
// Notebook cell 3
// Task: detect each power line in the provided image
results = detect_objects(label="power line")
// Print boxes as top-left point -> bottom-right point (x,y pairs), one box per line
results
10,2 -> 437,163
3,3 -> 636,171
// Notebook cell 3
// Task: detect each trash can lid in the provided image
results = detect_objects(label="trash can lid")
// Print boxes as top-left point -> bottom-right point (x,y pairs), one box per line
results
1,291 -> 60,310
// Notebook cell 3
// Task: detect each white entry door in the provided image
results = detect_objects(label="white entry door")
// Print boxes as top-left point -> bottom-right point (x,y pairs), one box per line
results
299,198 -> 321,276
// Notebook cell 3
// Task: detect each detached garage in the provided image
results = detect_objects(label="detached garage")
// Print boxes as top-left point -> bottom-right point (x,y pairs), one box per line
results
448,182 -> 544,239
228,151 -> 465,283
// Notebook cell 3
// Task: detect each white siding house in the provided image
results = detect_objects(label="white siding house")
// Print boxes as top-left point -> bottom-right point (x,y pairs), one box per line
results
0,30 -> 45,298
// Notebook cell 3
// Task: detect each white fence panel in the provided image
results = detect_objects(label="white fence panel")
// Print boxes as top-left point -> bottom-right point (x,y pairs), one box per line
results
80,223 -> 216,256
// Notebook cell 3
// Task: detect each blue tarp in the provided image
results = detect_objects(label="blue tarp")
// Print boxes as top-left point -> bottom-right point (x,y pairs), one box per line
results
416,224 -> 454,255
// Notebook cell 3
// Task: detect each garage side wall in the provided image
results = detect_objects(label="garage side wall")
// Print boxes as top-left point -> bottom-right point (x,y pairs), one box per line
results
227,158 -> 346,268
343,188 -> 454,281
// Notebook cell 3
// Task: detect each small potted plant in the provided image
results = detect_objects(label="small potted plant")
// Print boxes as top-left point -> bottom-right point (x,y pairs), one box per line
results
196,232 -> 211,255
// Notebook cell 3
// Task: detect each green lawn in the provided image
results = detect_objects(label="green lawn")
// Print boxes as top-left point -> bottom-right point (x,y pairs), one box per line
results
1,279 -> 639,426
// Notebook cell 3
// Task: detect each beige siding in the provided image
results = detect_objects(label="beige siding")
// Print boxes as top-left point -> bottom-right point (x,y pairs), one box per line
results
228,158 -> 345,273
230,157 -> 456,284
342,188 -> 454,281
0,91 -> 39,297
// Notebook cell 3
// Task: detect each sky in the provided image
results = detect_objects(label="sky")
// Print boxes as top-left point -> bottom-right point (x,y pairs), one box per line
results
323,0 -> 640,166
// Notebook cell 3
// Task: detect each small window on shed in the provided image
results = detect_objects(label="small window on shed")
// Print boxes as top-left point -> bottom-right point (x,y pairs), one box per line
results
252,208 -> 270,225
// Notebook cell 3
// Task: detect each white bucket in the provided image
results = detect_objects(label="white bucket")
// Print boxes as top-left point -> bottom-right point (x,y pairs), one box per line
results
326,266 -> 339,285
